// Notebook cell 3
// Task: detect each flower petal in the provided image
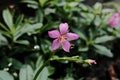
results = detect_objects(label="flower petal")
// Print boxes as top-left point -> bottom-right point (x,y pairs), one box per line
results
48,30 -> 60,38
59,23 -> 68,35
107,13 -> 120,28
61,40 -> 71,52
66,33 -> 79,41
51,39 -> 60,50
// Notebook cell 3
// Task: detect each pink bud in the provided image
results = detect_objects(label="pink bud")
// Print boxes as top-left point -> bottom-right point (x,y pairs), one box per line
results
107,13 -> 120,28
85,59 -> 97,65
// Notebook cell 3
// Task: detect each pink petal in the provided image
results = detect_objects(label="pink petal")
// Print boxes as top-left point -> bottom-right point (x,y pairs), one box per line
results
51,39 -> 60,50
48,30 -> 60,38
61,40 -> 71,52
66,33 -> 79,41
114,13 -> 120,17
107,13 -> 120,28
59,23 -> 68,35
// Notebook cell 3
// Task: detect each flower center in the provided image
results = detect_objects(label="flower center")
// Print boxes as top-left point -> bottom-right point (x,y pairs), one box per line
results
60,36 -> 66,43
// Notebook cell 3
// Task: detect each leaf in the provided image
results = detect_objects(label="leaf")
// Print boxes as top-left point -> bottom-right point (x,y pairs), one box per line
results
69,2 -> 78,7
44,8 -> 56,15
47,66 -> 55,76
103,2 -> 120,11
0,34 -> 8,46
81,13 -> 95,23
79,47 -> 88,52
0,22 -> 9,31
19,65 -> 33,80
35,9 -> 44,23
36,56 -> 44,68
41,40 -> 51,54
94,15 -> 101,26
93,45 -> 113,57
0,71 -> 14,80
93,2 -> 102,12
24,23 -> 42,32
21,0 -> 38,4
102,8 -> 114,13
0,30 -> 11,38
27,4 -> 38,9
8,58 -> 23,70
94,35 -> 115,43
72,28 -> 87,41
14,23 -> 42,40
15,40 -> 29,45
39,0 -> 47,7
3,9 -> 13,30
36,67 -> 49,80
21,0 -> 38,9
15,14 -> 24,26
101,13 -> 113,27
79,3 -> 88,11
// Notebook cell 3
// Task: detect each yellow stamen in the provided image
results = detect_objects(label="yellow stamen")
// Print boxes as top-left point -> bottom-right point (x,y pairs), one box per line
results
60,36 -> 66,43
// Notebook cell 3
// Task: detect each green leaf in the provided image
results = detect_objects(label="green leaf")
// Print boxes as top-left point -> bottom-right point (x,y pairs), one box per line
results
27,4 -> 38,9
19,65 -> 33,80
35,9 -> 44,23
69,2 -> 79,7
47,66 -> 55,76
94,2 -> 102,12
93,45 -> 113,57
36,67 -> 49,80
0,30 -> 11,38
0,71 -> 14,80
0,34 -> 8,46
94,35 -> 115,43
39,0 -> 47,7
72,28 -> 87,41
8,58 -> 23,70
41,40 -> 51,54
44,8 -> 56,15
102,8 -> 114,13
21,0 -> 38,9
23,23 -> 42,33
0,22 -> 9,31
79,47 -> 88,52
101,13 -> 113,27
94,16 -> 101,26
21,0 -> 38,4
15,40 -> 29,45
3,9 -> 13,30
14,23 -> 42,40
36,56 -> 44,68
81,13 -> 95,23
15,14 -> 24,26
79,3 -> 88,11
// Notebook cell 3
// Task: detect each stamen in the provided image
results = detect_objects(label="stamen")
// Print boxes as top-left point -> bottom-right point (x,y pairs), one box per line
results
60,36 -> 65,43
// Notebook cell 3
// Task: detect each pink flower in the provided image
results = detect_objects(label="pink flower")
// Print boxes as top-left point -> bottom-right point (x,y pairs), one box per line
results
48,23 -> 79,52
85,59 -> 97,65
107,13 -> 120,28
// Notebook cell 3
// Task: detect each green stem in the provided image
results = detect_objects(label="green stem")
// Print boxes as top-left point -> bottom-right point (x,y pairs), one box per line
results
33,51 -> 55,80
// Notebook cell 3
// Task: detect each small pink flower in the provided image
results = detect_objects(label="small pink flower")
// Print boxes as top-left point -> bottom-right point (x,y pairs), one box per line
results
107,13 -> 120,28
85,59 -> 97,65
48,23 -> 79,52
